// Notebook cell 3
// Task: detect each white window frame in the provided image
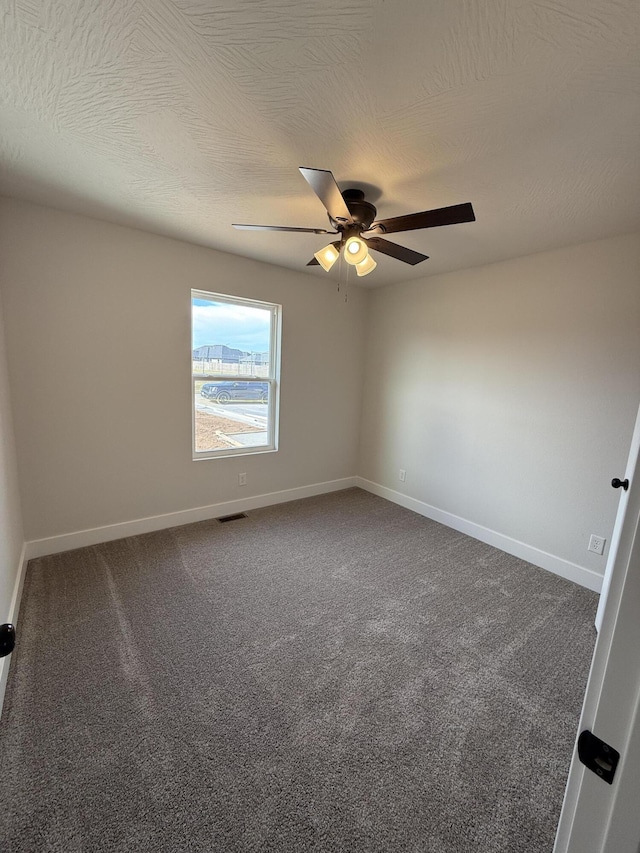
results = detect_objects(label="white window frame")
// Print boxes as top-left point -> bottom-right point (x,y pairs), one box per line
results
191,289 -> 281,460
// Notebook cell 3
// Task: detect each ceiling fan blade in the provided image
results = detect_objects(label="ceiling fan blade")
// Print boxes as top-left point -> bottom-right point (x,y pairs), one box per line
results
365,236 -> 429,265
299,168 -> 353,224
233,224 -> 334,234
368,202 -> 475,235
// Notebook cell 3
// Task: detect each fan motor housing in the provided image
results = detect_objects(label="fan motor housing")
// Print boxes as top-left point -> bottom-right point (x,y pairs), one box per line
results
329,188 -> 377,232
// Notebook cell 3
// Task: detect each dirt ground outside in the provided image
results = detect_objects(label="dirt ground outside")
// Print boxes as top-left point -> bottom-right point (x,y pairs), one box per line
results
195,410 -> 262,451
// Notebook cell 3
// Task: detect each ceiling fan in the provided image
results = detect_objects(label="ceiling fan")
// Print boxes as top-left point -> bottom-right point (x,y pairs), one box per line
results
233,167 -> 475,277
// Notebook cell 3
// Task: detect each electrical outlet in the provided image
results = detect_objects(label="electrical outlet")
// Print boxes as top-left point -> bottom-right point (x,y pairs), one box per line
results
588,534 -> 605,555
399,469 -> 406,482
238,473 -> 247,486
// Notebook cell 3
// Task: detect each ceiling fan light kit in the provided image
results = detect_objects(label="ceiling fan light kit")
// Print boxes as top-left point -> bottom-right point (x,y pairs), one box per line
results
314,243 -> 340,272
343,235 -> 368,265
355,254 -> 377,277
232,167 -> 476,280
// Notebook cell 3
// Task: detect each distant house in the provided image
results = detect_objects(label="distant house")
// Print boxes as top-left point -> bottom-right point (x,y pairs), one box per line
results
240,352 -> 270,365
193,344 -> 246,362
193,345 -> 270,365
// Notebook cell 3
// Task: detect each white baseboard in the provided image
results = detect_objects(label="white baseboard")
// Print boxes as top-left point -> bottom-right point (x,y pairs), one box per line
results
355,477 -> 603,593
25,477 -> 358,560
0,542 -> 29,718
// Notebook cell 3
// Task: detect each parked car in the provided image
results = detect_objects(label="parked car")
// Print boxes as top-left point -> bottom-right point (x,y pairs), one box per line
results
200,381 -> 268,403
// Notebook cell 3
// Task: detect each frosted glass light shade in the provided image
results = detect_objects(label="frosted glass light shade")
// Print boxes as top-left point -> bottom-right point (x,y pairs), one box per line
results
355,253 -> 377,277
344,236 -> 368,265
314,243 -> 340,272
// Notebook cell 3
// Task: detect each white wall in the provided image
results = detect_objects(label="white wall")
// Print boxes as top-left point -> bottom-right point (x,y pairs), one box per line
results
359,233 -> 640,577
0,285 -> 23,607
0,282 -> 24,705
2,195 -> 638,586
0,198 -> 366,541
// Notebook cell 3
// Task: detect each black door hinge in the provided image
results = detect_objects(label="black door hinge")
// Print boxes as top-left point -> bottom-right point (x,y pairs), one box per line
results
578,730 -> 619,785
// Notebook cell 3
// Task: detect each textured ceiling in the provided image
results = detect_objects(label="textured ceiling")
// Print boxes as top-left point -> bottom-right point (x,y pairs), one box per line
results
1,0 -> 639,287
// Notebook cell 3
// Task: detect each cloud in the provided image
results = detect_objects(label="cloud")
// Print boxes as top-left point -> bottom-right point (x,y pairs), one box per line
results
192,301 -> 271,352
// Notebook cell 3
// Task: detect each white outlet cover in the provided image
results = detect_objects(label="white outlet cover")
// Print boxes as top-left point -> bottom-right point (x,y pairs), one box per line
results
588,535 -> 606,555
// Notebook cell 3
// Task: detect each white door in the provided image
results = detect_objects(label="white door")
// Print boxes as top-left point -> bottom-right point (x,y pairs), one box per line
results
594,404 -> 640,632
554,401 -> 640,853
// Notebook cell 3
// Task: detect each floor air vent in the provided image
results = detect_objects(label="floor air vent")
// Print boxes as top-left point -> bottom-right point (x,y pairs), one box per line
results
217,512 -> 248,523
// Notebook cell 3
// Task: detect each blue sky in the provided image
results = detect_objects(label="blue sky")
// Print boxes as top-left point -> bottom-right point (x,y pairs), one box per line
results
192,298 -> 270,352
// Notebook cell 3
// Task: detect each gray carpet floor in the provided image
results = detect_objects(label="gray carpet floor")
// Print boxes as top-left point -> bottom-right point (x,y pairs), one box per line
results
0,488 -> 597,852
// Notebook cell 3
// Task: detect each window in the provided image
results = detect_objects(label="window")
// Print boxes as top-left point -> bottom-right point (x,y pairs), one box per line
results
192,290 -> 281,459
